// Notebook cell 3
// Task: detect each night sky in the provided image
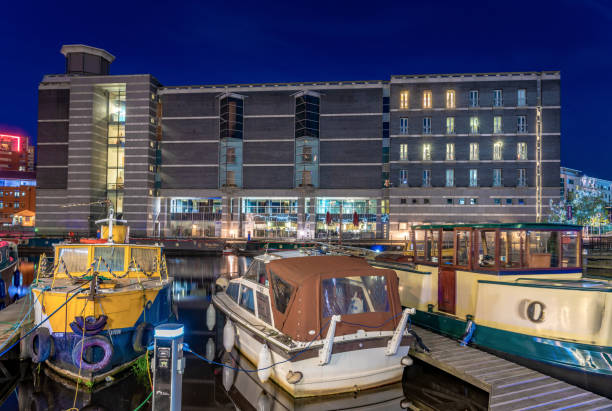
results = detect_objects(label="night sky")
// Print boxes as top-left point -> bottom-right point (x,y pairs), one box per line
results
1,1 -> 611,179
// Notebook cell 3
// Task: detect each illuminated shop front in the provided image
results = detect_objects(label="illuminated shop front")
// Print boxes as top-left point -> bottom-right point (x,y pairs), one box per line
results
168,198 -> 222,237
313,198 -> 378,239
242,198 -> 298,239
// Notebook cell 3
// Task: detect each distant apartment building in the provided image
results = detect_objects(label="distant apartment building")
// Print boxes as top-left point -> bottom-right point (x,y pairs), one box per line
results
0,134 -> 36,226
560,167 -> 612,205
36,44 -> 561,238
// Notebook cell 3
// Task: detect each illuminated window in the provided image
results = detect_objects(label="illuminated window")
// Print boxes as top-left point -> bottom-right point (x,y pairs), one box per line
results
446,143 -> 455,161
422,169 -> 431,187
469,90 -> 479,107
446,169 -> 454,187
493,169 -> 502,186
423,91 -> 432,109
517,142 -> 527,160
400,144 -> 408,161
221,95 -> 244,139
517,89 -> 526,106
518,169 -> 527,186
469,143 -> 479,161
470,117 -> 479,134
517,116 -> 527,133
493,141 -> 503,160
423,117 -> 431,134
422,144 -> 432,161
226,147 -> 236,164
446,117 -> 455,134
493,116 -> 502,133
400,118 -> 408,134
399,169 -> 408,186
493,90 -> 503,107
400,91 -> 409,109
469,169 -> 478,187
446,90 -> 455,108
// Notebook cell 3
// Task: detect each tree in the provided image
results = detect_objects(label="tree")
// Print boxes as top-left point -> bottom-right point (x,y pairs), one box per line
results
548,189 -> 609,227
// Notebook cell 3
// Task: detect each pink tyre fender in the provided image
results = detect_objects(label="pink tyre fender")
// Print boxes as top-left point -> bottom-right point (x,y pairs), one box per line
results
71,335 -> 114,372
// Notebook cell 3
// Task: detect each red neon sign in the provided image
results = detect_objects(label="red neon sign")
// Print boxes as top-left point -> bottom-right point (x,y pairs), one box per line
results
0,134 -> 22,152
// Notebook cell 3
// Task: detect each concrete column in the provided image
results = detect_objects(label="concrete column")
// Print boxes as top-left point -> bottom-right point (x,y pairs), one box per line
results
221,196 -> 231,237
376,198 -> 383,239
297,196 -> 306,239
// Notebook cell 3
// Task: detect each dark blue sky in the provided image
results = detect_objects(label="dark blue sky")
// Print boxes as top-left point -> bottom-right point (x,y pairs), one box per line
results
1,0 -> 611,178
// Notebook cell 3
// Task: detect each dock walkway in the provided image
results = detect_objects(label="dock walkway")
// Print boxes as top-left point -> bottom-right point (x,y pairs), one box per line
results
0,298 -> 32,353
409,325 -> 612,410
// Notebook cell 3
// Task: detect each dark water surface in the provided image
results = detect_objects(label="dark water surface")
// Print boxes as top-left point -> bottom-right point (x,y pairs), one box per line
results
0,255 -> 488,411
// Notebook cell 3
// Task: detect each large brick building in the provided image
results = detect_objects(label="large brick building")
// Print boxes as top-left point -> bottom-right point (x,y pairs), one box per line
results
36,45 -> 561,238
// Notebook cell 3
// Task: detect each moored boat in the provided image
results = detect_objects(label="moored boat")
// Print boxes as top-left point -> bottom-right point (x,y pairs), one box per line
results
371,223 -> 612,396
212,250 -> 415,398
0,241 -> 20,310
28,209 -> 173,385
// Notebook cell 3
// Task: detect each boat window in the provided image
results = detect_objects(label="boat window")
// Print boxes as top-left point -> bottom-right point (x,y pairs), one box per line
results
130,248 -> 158,272
270,271 -> 294,314
93,247 -> 125,272
499,231 -> 525,268
455,230 -> 471,267
478,231 -> 496,268
58,248 -> 89,273
239,285 -> 255,314
441,230 -> 454,265
426,230 -> 439,263
561,231 -> 579,267
227,282 -> 240,302
414,230 -> 426,262
321,275 -> 389,318
256,291 -> 272,325
526,231 -> 559,268
245,259 -> 268,286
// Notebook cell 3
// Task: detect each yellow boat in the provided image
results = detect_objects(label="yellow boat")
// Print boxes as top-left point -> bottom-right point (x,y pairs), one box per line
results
28,209 -> 173,385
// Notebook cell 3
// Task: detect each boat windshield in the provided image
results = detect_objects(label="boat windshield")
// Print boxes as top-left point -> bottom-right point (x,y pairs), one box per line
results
58,247 -> 89,272
321,275 -> 389,317
245,259 -> 268,286
93,247 -> 125,272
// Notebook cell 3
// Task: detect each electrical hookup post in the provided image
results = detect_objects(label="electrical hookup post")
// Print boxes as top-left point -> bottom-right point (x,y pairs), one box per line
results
153,324 -> 185,411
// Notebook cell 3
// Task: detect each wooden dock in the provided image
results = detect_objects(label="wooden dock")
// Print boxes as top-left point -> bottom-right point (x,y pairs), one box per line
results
0,298 -> 32,354
409,325 -> 612,410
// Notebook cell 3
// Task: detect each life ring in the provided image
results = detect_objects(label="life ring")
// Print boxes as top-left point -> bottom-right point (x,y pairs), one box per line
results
72,335 -> 114,372
28,328 -> 54,363
132,322 -> 154,353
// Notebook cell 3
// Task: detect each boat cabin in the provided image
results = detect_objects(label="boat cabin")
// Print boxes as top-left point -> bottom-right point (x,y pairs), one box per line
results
409,223 -> 582,273
52,243 -> 164,279
225,253 -> 403,341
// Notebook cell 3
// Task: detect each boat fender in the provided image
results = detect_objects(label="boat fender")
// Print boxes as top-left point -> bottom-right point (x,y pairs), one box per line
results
223,319 -> 235,352
72,335 -> 114,372
400,356 -> 413,366
460,320 -> 476,347
75,315 -> 108,332
408,329 -> 430,353
286,370 -> 303,384
28,328 -> 54,363
222,361 -> 235,391
206,304 -> 216,331
132,322 -> 154,353
257,391 -> 272,411
205,337 -> 215,362
257,343 -> 272,383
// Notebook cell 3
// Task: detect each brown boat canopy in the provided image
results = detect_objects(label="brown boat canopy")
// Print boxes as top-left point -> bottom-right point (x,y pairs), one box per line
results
266,255 -> 403,341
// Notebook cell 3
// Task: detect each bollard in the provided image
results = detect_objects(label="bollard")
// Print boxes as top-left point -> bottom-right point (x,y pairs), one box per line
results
152,323 -> 185,411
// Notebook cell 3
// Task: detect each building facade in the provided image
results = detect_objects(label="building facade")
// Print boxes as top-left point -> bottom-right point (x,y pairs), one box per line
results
36,45 -> 561,238
560,167 -> 612,205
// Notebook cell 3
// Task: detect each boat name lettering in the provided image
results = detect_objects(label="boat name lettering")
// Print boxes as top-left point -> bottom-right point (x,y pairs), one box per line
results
526,301 -> 545,323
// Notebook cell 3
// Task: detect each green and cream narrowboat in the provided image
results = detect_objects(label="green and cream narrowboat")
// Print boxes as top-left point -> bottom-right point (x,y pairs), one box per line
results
372,223 -> 612,396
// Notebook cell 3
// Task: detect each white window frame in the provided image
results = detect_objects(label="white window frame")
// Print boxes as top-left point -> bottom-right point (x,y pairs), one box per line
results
399,117 -> 408,135
469,90 -> 479,107
517,116 -> 527,133
423,169 -> 431,187
493,116 -> 502,134
517,142 -> 527,160
493,168 -> 502,187
469,143 -> 479,161
446,169 -> 454,187
400,91 -> 409,109
446,117 -> 455,134
469,169 -> 478,187
400,144 -> 408,161
470,116 -> 479,134
423,117 -> 432,134
399,169 -> 408,186
493,142 -> 503,160
518,168 -> 527,187
517,89 -> 526,107
446,90 -> 455,109
446,143 -> 455,161
493,89 -> 503,107
423,90 -> 432,109
422,144 -> 432,161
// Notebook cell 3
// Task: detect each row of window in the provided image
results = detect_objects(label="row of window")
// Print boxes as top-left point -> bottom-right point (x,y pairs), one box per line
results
400,89 -> 527,109
0,191 -> 26,197
0,202 -> 21,209
398,168 -> 528,187
399,115 -> 527,135
398,197 -> 525,206
399,142 -> 528,161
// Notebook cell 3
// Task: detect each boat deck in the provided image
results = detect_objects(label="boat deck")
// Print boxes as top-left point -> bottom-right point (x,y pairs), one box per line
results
0,298 -> 32,352
409,325 -> 612,410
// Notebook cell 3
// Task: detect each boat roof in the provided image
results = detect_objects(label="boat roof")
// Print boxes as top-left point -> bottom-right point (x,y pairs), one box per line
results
266,255 -> 374,286
413,222 -> 582,230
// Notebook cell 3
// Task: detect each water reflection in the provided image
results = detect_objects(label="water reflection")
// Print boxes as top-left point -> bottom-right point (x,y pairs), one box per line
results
0,255 -> 489,411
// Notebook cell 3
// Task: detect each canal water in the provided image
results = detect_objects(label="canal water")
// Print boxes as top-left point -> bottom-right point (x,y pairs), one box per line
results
0,255 -> 488,411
